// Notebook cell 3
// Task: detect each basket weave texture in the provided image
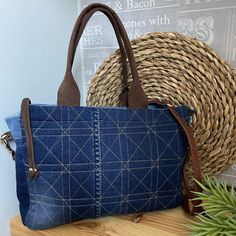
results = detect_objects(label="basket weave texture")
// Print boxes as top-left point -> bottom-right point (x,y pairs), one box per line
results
87,32 -> 236,177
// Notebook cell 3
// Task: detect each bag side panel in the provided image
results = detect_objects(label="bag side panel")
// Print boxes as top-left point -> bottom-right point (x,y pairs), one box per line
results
5,116 -> 30,225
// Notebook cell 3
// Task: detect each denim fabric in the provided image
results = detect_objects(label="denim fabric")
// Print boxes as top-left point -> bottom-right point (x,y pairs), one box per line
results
7,104 -> 192,229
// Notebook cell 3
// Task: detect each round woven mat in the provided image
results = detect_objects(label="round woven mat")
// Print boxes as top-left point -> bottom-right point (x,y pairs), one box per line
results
87,32 -> 236,178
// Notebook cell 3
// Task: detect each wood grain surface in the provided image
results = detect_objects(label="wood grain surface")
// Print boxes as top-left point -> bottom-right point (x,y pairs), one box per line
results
10,207 -> 191,236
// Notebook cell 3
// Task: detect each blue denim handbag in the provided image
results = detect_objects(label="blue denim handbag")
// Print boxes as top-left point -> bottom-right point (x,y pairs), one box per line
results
2,3 -> 203,230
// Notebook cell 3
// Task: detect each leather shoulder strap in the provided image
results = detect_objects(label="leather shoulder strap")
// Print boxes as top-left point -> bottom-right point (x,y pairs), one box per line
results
168,106 -> 203,215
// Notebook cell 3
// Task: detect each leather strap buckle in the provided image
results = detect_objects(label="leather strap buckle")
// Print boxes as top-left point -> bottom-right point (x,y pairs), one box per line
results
0,132 -> 16,160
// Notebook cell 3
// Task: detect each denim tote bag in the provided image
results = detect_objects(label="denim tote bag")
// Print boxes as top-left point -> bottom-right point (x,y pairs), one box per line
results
1,3 -> 203,230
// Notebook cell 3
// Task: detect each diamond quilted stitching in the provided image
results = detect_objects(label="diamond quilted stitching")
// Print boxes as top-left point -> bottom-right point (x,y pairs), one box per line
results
34,136 -> 63,165
125,133 -> 152,161
100,135 -> 121,162
69,135 -> 94,164
70,171 -> 95,199
101,170 -> 122,197
21,105 -> 189,228
128,199 -> 151,212
156,131 -> 180,158
158,164 -> 181,191
128,168 -> 152,194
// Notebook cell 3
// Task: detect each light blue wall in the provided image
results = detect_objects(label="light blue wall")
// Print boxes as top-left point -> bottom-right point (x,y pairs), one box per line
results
0,1 -> 77,235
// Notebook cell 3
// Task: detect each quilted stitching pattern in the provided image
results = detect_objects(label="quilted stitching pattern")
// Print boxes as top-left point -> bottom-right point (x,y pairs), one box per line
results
14,105 -> 191,229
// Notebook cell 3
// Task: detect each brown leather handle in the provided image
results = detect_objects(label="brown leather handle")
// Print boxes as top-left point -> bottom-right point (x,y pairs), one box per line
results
74,7 -> 129,106
57,3 -> 148,108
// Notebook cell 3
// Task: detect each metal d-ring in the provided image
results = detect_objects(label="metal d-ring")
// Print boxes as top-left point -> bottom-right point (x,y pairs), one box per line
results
0,131 -> 16,160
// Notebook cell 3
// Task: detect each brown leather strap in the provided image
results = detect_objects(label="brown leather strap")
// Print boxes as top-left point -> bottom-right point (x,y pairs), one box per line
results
21,98 -> 39,179
57,3 -> 148,108
73,8 -> 129,106
168,106 -> 203,215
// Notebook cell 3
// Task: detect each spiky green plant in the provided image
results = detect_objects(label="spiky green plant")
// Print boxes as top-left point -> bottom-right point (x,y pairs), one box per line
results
187,175 -> 236,236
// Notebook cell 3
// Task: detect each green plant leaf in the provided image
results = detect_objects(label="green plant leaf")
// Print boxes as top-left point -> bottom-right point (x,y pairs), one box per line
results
187,175 -> 236,236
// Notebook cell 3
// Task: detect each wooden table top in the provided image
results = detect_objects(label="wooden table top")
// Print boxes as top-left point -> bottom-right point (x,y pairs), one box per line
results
10,207 -> 191,236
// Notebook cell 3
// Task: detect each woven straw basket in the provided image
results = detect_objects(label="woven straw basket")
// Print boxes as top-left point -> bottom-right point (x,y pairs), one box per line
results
87,32 -> 236,178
